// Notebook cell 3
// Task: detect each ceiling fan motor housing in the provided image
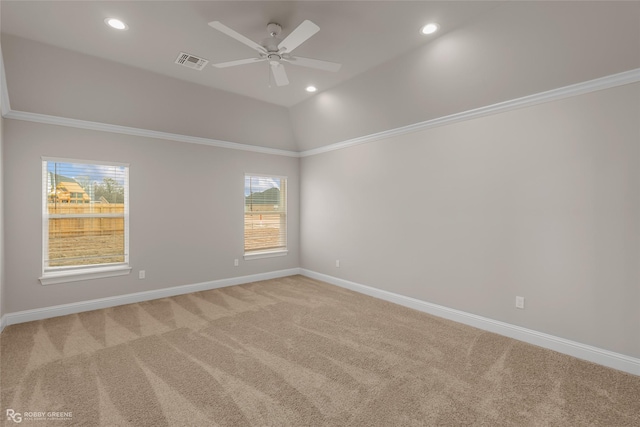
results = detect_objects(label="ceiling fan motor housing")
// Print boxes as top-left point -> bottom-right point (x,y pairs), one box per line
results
268,54 -> 282,66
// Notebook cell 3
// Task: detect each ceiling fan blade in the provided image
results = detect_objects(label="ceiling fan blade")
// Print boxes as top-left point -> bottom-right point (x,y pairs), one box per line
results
283,56 -> 342,72
208,21 -> 267,54
212,57 -> 266,68
270,63 -> 289,86
277,20 -> 319,54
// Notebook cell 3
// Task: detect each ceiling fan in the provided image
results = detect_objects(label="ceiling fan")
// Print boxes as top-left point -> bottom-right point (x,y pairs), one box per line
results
208,20 -> 341,87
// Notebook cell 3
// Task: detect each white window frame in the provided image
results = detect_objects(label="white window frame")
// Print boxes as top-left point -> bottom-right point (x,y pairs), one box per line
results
244,173 -> 288,260
40,157 -> 131,285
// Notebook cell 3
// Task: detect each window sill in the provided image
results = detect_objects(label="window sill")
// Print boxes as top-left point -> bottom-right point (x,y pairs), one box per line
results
40,265 -> 132,285
244,250 -> 288,261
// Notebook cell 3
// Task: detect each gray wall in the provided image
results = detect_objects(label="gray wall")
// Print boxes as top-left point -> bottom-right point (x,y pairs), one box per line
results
1,34 -> 296,152
3,119 -> 299,313
2,1 -> 639,361
0,103 -> 4,319
290,1 -> 640,151
300,83 -> 640,358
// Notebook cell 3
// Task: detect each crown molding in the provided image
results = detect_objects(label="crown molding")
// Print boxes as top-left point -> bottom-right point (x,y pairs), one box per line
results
2,68 -> 638,158
3,110 -> 300,157
299,68 -> 640,157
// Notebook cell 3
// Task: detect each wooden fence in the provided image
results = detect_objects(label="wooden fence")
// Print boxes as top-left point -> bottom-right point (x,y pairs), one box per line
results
244,213 -> 286,252
47,204 -> 283,251
48,203 -> 125,238
48,203 -> 125,215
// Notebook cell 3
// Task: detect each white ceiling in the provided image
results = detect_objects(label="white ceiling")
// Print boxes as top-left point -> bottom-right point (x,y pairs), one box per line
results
0,1 -> 499,107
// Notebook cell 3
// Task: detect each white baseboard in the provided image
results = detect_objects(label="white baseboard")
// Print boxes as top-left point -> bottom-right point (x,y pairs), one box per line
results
299,269 -> 640,376
3,267 -> 638,376
2,268 -> 301,328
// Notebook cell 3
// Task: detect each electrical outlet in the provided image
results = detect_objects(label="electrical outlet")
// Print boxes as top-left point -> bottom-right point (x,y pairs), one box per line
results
336,260 -> 340,268
139,270 -> 146,280
515,296 -> 525,309
234,259 -> 239,267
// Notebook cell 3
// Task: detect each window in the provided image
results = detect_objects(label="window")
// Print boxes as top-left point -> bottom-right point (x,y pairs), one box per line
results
40,158 -> 131,284
244,174 -> 287,259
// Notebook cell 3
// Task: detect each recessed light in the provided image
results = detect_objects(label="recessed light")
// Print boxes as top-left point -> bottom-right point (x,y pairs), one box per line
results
306,86 -> 317,93
105,18 -> 128,30
420,23 -> 439,35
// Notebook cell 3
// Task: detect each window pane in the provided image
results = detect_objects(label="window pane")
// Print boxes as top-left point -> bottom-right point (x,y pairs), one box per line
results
244,213 -> 286,252
45,160 -> 128,269
48,217 -> 125,267
47,162 -> 126,208
244,175 -> 287,253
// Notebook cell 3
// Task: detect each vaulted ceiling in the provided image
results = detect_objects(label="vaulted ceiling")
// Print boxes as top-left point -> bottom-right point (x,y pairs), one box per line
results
2,1 -> 639,152
1,1 -> 499,107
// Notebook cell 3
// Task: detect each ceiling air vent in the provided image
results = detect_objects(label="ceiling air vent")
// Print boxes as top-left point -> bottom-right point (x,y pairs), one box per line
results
175,52 -> 209,71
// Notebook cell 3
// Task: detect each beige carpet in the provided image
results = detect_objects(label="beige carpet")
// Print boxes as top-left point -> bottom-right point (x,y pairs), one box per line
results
1,275 -> 639,426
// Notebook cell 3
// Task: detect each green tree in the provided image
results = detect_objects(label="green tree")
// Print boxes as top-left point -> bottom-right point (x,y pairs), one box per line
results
95,178 -> 124,203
